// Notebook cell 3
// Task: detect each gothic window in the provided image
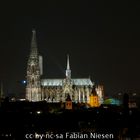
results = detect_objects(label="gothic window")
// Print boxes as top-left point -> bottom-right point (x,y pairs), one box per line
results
32,66 -> 35,73
52,96 -> 55,102
32,79 -> 34,85
85,95 -> 87,101
72,85 -> 76,89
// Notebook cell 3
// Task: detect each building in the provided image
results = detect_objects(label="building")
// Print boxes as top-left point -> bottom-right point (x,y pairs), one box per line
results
26,30 -> 103,103
65,94 -> 72,110
95,85 -> 104,105
89,88 -> 100,107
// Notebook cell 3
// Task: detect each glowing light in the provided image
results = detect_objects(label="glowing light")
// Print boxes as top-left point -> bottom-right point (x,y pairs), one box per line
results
19,99 -> 26,101
89,95 -> 100,107
104,98 -> 121,105
36,111 -> 42,114
22,80 -> 27,84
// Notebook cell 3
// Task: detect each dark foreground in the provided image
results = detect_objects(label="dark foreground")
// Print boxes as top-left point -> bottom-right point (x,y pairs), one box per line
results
0,101 -> 140,140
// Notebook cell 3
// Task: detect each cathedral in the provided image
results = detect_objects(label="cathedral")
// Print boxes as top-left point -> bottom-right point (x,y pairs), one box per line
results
26,30 -> 103,104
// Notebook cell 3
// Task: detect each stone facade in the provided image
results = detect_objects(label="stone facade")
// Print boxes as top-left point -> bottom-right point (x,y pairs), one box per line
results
26,30 -> 104,103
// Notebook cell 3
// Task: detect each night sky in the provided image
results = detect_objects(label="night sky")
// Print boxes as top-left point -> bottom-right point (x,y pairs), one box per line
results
0,1 -> 140,98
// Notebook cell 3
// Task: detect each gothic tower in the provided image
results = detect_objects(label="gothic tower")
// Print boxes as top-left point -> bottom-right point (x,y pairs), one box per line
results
62,55 -> 73,102
26,30 -> 41,101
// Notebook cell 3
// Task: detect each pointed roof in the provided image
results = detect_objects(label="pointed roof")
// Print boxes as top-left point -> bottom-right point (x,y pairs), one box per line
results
30,29 -> 38,57
67,54 -> 70,70
65,54 -> 71,79
41,78 -> 93,86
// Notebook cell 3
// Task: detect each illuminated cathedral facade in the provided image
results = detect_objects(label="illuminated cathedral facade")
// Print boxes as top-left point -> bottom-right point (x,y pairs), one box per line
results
26,30 -> 104,104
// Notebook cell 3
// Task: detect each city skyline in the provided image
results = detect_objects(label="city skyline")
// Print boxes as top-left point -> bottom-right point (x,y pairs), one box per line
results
0,1 -> 140,98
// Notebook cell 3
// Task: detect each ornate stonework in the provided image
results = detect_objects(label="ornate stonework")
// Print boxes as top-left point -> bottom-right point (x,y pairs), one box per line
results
26,30 -> 104,103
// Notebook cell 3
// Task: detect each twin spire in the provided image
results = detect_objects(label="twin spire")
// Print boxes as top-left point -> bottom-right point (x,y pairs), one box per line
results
30,29 -> 71,78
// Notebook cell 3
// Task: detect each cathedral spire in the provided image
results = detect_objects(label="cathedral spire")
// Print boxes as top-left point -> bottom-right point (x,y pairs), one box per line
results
66,54 -> 71,79
30,29 -> 38,57
67,54 -> 70,70
26,30 -> 41,102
